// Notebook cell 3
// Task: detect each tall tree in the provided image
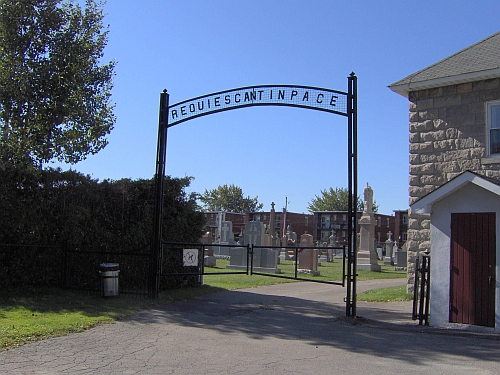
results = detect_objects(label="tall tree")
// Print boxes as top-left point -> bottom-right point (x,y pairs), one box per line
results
199,184 -> 263,213
0,0 -> 116,168
307,187 -> 377,213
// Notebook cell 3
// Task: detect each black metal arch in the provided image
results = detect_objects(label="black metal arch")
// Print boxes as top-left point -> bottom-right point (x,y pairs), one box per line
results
167,84 -> 349,127
151,74 -> 358,316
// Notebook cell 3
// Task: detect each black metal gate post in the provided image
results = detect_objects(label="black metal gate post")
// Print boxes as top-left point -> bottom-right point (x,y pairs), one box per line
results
150,90 -> 170,298
346,73 -> 358,316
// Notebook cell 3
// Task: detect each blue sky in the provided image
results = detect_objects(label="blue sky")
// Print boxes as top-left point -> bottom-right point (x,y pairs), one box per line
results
60,0 -> 500,215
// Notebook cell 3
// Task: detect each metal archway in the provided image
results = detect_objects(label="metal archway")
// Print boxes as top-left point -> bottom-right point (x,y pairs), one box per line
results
151,74 -> 358,316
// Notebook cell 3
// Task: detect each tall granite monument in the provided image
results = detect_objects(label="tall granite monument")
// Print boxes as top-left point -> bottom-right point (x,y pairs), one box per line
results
357,183 -> 381,271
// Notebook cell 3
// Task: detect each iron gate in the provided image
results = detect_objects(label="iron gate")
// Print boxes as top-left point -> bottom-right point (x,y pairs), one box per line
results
160,242 -> 346,287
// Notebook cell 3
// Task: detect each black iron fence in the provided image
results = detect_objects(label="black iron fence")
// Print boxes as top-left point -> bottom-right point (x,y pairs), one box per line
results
64,246 -> 151,296
0,244 -> 151,297
412,250 -> 431,325
2,241 -> 347,297
160,242 -> 345,286
0,244 -> 64,288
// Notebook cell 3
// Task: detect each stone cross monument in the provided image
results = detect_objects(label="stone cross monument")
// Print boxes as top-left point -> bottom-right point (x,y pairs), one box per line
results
384,231 -> 395,266
357,183 -> 381,271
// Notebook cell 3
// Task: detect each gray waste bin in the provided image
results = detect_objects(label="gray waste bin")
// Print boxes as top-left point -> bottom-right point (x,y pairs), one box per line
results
99,263 -> 119,297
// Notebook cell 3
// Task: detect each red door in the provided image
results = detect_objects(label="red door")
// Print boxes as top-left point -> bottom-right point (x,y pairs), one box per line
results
450,213 -> 496,327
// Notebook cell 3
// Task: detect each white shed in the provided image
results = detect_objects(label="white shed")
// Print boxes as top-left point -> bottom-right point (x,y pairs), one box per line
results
411,171 -> 500,331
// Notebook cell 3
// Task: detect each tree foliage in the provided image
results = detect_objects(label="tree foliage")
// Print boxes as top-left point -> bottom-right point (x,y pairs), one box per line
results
307,187 -> 378,213
199,184 -> 263,213
0,165 -> 205,248
0,0 -> 116,168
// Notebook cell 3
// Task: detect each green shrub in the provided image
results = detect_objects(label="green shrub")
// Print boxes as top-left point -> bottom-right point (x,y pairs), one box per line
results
0,165 -> 206,291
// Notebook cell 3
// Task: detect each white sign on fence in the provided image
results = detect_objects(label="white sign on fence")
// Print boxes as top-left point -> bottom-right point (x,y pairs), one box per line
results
183,249 -> 198,267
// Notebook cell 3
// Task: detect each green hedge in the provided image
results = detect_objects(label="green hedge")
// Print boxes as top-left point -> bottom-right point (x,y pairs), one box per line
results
0,164 -> 206,291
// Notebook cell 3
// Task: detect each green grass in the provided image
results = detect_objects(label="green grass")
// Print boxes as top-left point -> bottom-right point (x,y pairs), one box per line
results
0,286 -> 220,351
357,285 -> 413,302
1,259 -> 406,351
203,258 -> 406,289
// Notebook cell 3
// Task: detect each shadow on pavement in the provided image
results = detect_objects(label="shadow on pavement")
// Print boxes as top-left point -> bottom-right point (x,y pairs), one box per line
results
128,288 -> 500,366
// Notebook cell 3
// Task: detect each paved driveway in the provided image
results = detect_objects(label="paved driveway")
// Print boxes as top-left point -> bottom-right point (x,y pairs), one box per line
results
1,279 -> 499,374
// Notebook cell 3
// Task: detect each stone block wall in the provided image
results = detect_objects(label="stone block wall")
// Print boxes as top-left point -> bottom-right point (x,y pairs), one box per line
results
406,78 -> 500,292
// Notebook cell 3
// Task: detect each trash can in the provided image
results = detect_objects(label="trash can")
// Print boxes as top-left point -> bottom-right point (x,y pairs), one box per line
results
99,263 -> 119,297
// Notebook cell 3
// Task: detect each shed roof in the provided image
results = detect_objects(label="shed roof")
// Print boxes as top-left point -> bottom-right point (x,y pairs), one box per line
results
389,31 -> 500,97
410,171 -> 500,215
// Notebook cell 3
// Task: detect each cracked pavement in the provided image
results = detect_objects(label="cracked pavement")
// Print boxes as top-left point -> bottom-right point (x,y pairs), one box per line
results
1,279 -> 499,374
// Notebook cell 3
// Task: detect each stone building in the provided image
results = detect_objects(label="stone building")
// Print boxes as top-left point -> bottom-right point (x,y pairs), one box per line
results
249,210 -> 314,240
389,31 -> 500,295
393,209 -> 409,246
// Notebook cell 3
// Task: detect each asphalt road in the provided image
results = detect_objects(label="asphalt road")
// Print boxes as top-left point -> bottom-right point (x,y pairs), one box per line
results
1,278 -> 499,374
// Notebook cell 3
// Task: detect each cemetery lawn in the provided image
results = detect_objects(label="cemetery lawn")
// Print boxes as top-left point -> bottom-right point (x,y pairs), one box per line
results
203,258 -> 406,289
1,260 -> 406,351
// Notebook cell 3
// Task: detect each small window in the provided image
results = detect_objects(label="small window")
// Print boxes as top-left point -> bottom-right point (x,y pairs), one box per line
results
487,101 -> 500,156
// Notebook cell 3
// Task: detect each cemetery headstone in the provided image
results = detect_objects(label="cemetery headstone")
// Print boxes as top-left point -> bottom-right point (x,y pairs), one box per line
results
227,221 -> 261,270
227,221 -> 280,273
297,233 -> 320,276
213,221 -> 237,256
200,231 -> 216,267
259,233 -> 280,271
376,246 -> 383,261
394,242 -> 407,268
279,226 -> 297,261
